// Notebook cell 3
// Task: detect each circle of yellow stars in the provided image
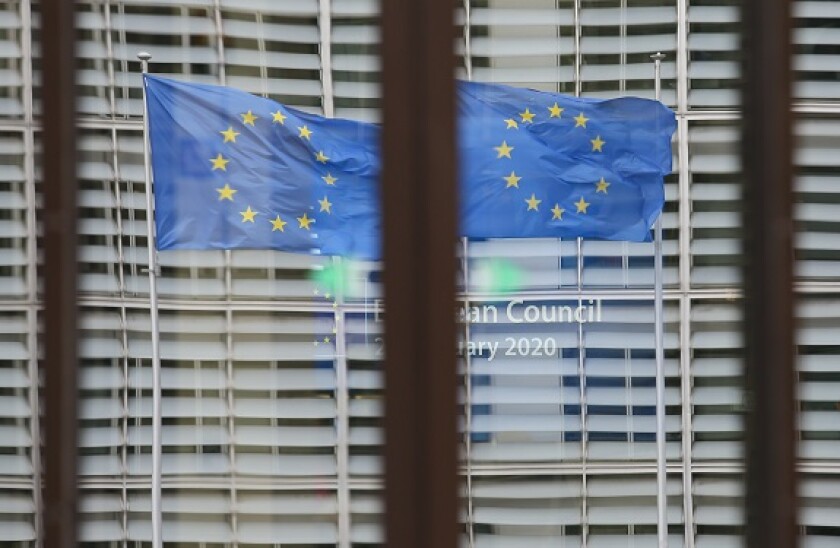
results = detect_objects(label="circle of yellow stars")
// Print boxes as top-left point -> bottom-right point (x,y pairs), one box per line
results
497,102 -> 610,224
210,99 -> 611,239
209,105 -> 339,240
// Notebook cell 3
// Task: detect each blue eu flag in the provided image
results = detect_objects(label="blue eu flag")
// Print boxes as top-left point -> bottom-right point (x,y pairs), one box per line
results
145,75 -> 675,260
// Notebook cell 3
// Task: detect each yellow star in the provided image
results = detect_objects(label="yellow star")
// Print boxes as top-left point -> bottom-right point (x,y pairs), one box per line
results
210,153 -> 229,171
272,110 -> 287,124
591,135 -> 605,152
220,126 -> 240,143
504,118 -> 519,130
299,125 -> 313,140
216,183 -> 237,201
241,110 -> 258,126
519,108 -> 535,123
503,171 -> 521,188
240,206 -> 257,223
596,177 -> 610,193
270,215 -> 287,232
322,173 -> 337,185
318,196 -> 332,214
298,212 -> 315,230
525,193 -> 541,211
495,141 -> 513,159
574,112 -> 589,128
575,197 -> 590,214
323,336 -> 331,344
548,103 -> 564,118
551,204 -> 565,220
315,150 -> 329,164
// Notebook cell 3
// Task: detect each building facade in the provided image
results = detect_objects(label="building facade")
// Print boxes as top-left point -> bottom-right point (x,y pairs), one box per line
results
1,0 -> 839,546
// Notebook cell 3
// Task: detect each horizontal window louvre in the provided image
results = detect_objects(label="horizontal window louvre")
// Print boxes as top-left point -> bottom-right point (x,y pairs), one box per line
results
580,1 -> 678,105
346,309 -> 383,476
127,490 -> 234,543
687,3 -> 740,108
349,490 -> 383,544
691,300 -> 744,462
471,475 -> 583,545
797,295 -> 840,460
0,2 -> 24,118
331,0 -> 380,121
689,120 -> 742,286
468,0 -> 574,93
794,117 -> 840,281
0,132 -> 28,298
79,490 -> 124,542
794,1 -> 840,101
693,474 -> 744,547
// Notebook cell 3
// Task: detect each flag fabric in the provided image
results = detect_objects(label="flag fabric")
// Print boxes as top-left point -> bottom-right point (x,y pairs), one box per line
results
144,75 -> 676,260
145,75 -> 379,259
458,82 -> 675,242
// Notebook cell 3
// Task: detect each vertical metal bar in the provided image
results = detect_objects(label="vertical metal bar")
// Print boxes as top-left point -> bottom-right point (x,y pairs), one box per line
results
381,0 -> 459,546
103,7 -> 131,539
460,4 -> 474,538
462,0 -> 473,82
460,237 -> 476,548
678,295 -> 695,548
137,52 -> 164,548
223,278 -> 238,542
573,7 -> 587,544
573,0 -> 581,97
673,29 -> 694,548
576,236 -> 589,547
318,0 -> 335,118
740,0 -> 797,547
211,4 -> 238,543
212,0 -> 226,84
102,7 -> 131,537
19,0 -> 42,543
316,4 -> 347,543
332,258 -> 351,548
674,0 -> 694,531
675,0 -> 688,115
619,0 -> 626,93
103,0 -> 118,119
41,0 -> 78,544
107,84 -> 131,547
651,51 -> 668,548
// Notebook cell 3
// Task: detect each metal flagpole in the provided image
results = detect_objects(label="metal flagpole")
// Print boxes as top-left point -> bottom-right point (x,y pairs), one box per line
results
651,51 -> 668,548
138,51 -> 164,548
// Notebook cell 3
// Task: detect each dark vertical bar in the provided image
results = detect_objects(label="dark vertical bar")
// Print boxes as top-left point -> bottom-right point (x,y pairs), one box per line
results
741,0 -> 797,547
381,0 -> 458,547
41,0 -> 78,545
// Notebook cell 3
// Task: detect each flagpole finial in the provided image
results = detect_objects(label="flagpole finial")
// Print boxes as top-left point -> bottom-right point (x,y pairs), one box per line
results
137,51 -> 152,62
650,52 -> 666,62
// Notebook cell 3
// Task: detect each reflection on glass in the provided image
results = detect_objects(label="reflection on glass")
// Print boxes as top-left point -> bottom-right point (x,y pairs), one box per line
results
4,0 -> 840,546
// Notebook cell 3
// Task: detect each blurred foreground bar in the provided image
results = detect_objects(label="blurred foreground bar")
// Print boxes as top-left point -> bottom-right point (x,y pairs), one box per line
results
741,0 -> 797,547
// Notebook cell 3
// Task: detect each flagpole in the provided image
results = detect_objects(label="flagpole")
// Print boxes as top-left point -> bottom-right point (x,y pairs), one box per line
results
138,51 -> 163,548
651,51 -> 668,548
